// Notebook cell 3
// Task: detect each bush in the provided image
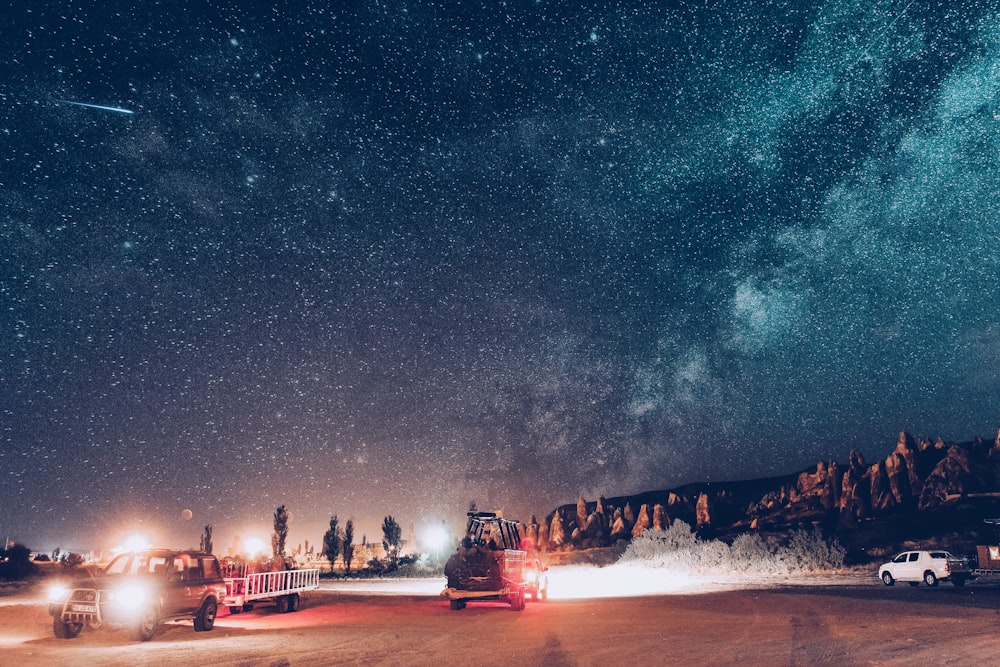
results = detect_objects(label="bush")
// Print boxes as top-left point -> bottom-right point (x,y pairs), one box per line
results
728,532 -> 787,575
365,558 -> 384,575
620,521 -> 845,576
375,553 -> 444,578
776,527 -> 846,571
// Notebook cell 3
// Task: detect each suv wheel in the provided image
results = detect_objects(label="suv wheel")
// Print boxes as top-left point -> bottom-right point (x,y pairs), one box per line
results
923,571 -> 938,587
881,572 -> 894,586
194,598 -> 218,632
133,607 -> 158,642
53,617 -> 84,639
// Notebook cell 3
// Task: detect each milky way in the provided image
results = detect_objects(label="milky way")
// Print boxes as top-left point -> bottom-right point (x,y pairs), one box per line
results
3,1 -> 1000,552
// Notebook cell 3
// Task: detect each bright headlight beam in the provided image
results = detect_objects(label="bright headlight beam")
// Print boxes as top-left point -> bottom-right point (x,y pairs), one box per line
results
545,563 -> 761,600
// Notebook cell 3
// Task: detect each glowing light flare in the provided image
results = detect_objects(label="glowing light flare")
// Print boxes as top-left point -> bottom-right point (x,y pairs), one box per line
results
47,583 -> 71,603
418,523 -> 450,556
112,533 -> 153,554
0,633 -> 36,647
111,583 -> 152,610
244,536 -> 268,558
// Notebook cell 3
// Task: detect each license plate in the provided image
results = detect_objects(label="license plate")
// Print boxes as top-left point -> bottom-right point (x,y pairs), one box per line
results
71,604 -> 97,613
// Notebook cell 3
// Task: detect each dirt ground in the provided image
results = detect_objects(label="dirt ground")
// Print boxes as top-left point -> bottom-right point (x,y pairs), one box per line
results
6,574 -> 1000,666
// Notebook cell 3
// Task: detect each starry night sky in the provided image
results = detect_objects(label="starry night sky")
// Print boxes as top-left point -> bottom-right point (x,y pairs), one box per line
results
4,1 -> 1000,552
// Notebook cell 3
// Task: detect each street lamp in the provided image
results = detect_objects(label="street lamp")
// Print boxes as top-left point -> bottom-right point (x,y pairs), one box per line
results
420,522 -> 450,563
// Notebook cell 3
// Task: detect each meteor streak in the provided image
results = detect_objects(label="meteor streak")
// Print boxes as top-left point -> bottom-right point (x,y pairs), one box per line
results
58,100 -> 136,115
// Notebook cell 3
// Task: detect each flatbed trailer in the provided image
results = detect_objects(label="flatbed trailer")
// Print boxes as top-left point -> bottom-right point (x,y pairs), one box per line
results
224,568 -> 320,614
960,520 -> 1000,579
971,568 -> 1000,576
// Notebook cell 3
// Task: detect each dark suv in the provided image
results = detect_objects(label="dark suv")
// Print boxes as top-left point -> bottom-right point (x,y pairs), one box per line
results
48,549 -> 227,641
442,512 -> 528,611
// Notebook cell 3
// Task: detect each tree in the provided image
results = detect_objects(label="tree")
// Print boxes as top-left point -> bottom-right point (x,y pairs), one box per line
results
0,543 -> 37,581
381,515 -> 403,570
200,524 -> 213,554
323,516 -> 341,570
343,519 -> 355,576
272,505 -> 290,559
60,552 -> 85,569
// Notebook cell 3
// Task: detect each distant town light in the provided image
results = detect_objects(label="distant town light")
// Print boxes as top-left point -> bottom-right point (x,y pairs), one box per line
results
244,536 -> 268,558
113,533 -> 153,554
419,522 -> 450,559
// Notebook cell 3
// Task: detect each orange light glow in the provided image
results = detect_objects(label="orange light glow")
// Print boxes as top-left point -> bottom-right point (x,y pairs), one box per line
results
111,533 -> 153,554
244,536 -> 268,558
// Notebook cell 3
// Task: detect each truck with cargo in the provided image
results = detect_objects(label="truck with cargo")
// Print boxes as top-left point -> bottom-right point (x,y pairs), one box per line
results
441,511 -> 528,611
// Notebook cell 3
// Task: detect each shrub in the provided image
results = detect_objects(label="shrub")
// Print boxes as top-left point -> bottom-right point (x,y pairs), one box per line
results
620,520 -> 845,575
777,527 -> 846,571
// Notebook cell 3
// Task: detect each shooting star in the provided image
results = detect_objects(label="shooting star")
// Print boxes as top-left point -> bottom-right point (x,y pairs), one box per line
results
58,100 -> 136,115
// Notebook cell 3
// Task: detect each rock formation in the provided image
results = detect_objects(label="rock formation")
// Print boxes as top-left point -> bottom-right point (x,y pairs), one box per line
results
609,507 -> 630,541
695,493 -> 710,528
632,504 -> 651,539
918,445 -> 971,509
548,510 -> 566,547
537,427 -> 1000,556
652,503 -> 668,530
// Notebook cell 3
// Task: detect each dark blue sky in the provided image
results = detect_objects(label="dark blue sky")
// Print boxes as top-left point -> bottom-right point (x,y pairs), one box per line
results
3,1 -> 999,552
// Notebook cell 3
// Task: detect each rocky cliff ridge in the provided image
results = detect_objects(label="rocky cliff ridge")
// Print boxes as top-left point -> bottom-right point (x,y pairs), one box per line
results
524,429 -> 1000,561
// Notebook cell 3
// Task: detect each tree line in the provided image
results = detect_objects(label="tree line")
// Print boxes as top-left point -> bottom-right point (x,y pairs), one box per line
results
260,504 -> 406,574
319,512 -> 406,574
1,505 -> 411,581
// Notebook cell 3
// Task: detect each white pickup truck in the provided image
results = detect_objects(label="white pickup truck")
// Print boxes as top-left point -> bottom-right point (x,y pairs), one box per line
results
878,550 -> 969,587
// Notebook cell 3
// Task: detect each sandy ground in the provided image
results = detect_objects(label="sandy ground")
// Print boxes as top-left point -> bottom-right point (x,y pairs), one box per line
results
6,570 -> 1000,666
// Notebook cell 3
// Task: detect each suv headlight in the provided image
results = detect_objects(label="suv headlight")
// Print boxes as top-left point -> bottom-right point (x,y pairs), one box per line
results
47,583 -> 71,603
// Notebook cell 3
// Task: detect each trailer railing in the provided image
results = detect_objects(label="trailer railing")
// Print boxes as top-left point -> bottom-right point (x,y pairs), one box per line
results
225,568 -> 320,605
